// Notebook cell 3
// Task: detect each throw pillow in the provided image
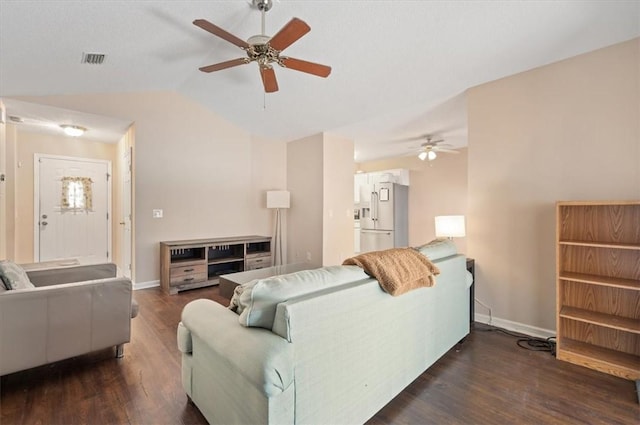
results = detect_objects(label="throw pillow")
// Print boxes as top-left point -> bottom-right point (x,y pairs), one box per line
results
0,260 -> 35,290
416,238 -> 458,260
229,265 -> 369,329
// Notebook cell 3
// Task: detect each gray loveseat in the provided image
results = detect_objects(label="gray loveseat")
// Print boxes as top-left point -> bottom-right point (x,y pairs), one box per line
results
178,240 -> 471,425
0,262 -> 136,376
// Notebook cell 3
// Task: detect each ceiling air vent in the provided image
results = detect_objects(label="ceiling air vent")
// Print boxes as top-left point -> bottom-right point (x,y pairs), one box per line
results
81,52 -> 106,65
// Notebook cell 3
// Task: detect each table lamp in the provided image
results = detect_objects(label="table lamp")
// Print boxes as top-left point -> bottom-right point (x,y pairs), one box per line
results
435,215 -> 466,239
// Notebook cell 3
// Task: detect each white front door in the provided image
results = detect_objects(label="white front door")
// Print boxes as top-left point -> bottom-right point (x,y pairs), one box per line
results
35,155 -> 111,264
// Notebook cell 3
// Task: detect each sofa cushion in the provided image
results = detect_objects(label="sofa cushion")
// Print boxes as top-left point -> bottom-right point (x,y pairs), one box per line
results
0,260 -> 35,290
230,265 -> 368,329
416,239 -> 458,260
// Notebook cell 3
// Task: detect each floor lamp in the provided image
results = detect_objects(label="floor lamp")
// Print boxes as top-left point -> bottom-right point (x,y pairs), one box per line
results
267,190 -> 290,266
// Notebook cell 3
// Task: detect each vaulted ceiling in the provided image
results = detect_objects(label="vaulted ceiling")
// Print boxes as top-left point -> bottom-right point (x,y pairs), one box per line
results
1,1 -> 638,161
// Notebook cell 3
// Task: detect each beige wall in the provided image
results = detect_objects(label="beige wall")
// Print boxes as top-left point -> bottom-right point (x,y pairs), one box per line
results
4,125 -> 17,260
357,150 -> 468,254
287,133 -> 355,266
13,91 -> 286,284
287,134 -> 324,265
467,38 -> 640,332
0,101 -> 5,259
322,133 -> 355,265
12,130 -> 117,263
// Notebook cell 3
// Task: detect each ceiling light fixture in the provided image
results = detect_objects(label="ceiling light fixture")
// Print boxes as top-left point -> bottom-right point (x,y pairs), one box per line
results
60,124 -> 87,137
418,151 -> 428,161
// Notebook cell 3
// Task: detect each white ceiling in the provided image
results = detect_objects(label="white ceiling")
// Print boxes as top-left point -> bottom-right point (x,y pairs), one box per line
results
1,1 -> 638,161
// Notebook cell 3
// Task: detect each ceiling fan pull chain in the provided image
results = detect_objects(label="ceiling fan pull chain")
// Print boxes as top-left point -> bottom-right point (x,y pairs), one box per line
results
261,6 -> 266,35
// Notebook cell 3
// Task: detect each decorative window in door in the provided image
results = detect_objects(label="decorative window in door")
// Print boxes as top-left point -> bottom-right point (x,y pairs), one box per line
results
61,177 -> 93,211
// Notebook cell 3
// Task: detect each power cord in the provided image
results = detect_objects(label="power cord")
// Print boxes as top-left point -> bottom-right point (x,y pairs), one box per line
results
474,298 -> 493,325
474,322 -> 557,357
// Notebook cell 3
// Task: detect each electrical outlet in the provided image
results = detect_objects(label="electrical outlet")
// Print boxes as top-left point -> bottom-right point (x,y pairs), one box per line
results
152,209 -> 163,218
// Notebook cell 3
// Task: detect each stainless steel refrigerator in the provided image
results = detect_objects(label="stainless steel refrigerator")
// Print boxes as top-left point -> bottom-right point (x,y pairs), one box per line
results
359,182 -> 408,252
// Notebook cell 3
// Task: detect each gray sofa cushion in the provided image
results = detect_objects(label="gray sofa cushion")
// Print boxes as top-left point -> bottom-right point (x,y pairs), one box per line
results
0,260 -> 35,290
26,263 -> 117,287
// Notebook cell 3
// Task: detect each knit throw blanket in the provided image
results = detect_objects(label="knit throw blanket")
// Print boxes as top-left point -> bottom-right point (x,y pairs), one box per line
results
342,248 -> 440,296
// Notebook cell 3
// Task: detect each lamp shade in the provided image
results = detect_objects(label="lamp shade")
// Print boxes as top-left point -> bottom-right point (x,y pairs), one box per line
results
267,190 -> 290,209
435,215 -> 466,238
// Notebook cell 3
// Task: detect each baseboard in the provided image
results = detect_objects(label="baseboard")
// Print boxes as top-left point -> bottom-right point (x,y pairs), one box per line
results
474,313 -> 556,339
134,280 -> 160,291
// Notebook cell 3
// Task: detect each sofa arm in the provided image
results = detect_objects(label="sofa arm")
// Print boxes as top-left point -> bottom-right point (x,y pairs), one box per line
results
26,263 -> 118,287
180,299 -> 294,397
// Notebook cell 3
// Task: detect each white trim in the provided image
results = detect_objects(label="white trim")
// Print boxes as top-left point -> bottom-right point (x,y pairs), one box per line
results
134,280 -> 160,291
34,154 -> 112,262
474,313 -> 556,339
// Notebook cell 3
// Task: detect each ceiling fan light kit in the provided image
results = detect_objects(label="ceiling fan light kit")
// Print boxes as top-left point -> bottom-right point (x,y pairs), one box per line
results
194,0 -> 331,93
414,135 -> 458,161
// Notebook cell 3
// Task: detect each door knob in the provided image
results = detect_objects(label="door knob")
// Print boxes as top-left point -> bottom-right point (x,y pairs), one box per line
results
42,214 -> 48,219
41,221 -> 48,226
119,221 -> 126,225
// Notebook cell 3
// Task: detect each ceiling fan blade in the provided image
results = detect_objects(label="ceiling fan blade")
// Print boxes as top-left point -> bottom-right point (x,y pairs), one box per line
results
395,134 -> 443,144
434,148 -> 459,154
199,58 -> 249,73
260,66 -> 279,93
193,19 -> 249,49
268,18 -> 310,51
280,57 -> 331,78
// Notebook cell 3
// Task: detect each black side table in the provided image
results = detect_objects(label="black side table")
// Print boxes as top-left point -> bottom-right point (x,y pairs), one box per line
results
466,258 -> 475,325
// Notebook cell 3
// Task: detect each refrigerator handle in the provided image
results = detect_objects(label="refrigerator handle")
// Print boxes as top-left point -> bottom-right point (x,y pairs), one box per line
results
372,191 -> 378,221
370,191 -> 375,221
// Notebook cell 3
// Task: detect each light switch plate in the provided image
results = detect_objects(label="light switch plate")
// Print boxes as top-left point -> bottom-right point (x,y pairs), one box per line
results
152,209 -> 163,218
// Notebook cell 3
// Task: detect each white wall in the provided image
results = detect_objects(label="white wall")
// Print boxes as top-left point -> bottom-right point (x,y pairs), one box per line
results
12,91 -> 286,284
467,38 -> 640,332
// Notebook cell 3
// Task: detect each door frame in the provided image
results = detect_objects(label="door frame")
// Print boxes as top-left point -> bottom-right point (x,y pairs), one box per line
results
121,146 -> 132,278
33,153 -> 113,263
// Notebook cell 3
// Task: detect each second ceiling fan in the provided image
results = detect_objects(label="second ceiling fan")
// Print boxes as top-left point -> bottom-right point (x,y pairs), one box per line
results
194,0 -> 331,93
410,135 -> 459,161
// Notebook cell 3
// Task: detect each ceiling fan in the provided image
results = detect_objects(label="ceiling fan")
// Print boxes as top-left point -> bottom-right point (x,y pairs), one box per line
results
193,0 -> 331,93
410,135 -> 459,161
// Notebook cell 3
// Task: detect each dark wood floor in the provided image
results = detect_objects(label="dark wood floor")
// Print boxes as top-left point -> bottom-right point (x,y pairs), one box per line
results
1,285 -> 638,425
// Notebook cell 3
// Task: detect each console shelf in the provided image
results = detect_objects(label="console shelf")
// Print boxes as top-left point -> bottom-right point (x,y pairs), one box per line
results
160,235 -> 272,295
556,201 -> 640,381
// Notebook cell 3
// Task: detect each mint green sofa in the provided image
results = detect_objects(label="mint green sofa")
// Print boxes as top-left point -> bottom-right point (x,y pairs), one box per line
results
178,243 -> 470,425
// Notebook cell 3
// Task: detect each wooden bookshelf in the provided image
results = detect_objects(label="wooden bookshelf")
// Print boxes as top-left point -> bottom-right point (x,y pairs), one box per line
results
556,201 -> 640,381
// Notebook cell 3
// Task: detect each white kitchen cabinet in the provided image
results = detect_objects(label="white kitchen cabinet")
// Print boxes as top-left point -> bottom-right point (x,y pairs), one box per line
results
354,169 -> 409,204
354,172 -> 368,203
